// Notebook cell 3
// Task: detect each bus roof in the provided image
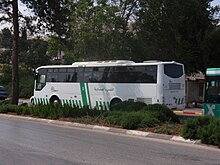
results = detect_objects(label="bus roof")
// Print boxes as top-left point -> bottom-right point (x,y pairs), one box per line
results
71,60 -> 181,67
36,60 -> 182,70
206,68 -> 220,76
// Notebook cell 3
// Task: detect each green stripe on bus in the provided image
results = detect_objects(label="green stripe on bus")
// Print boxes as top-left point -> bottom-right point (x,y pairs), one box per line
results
86,83 -> 92,109
69,100 -> 72,107
96,101 -> 99,110
103,102 -> 107,110
79,100 -> 82,108
72,100 -> 75,107
174,98 -> 177,104
99,101 -> 103,110
80,83 -> 88,107
107,102 -> 110,110
75,100 -> 79,108
181,98 -> 184,104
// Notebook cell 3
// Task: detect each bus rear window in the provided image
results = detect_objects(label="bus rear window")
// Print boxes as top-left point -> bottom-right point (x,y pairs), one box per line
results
164,64 -> 183,78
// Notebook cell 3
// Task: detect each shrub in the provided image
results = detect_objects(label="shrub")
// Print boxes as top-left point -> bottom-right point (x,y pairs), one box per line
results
111,101 -> 146,112
181,116 -> 212,140
181,118 -> 200,139
197,117 -> 220,146
139,112 -> 161,128
22,106 -> 31,115
121,112 -> 143,129
103,111 -> 124,125
141,104 -> 179,123
0,105 -> 18,113
15,106 -> 23,115
0,99 -> 11,106
181,116 -> 220,147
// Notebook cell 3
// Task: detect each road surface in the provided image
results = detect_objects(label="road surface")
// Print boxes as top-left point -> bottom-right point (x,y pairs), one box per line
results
0,117 -> 219,165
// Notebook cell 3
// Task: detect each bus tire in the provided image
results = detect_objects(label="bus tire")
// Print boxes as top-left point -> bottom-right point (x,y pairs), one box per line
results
30,98 -> 34,105
110,98 -> 122,110
50,96 -> 60,105
30,96 -> 35,106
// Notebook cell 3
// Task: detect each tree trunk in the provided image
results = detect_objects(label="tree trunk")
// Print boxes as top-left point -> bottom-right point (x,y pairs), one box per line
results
11,0 -> 19,105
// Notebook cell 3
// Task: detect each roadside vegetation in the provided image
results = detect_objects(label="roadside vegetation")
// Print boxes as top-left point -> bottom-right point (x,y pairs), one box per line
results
0,64 -> 34,98
0,100 -> 219,148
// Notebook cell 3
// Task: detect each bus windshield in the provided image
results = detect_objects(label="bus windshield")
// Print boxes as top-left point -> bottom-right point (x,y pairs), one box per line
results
205,76 -> 220,103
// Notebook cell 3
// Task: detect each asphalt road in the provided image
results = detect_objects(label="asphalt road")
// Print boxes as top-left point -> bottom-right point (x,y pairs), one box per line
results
0,117 -> 219,165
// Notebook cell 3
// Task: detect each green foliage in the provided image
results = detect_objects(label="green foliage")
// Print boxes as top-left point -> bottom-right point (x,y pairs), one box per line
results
0,65 -> 34,98
197,119 -> 220,146
111,101 -> 146,112
141,104 -> 180,123
67,0 -> 135,61
19,38 -> 50,70
0,99 -> 11,106
121,112 -> 143,129
0,64 -> 11,84
103,111 -> 124,125
134,0 -> 218,72
0,50 -> 12,64
106,101 -> 179,129
21,0 -> 73,37
15,104 -> 101,120
19,67 -> 34,98
181,116 -> 220,147
47,36 -> 62,59
0,28 -> 12,48
13,105 -> 32,116
201,28 -> 220,70
1,0 -> 220,73
139,115 -> 160,128
0,105 -> 18,113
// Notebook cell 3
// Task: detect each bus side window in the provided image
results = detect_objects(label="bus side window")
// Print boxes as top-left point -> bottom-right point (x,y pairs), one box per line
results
76,68 -> 84,82
71,73 -> 77,82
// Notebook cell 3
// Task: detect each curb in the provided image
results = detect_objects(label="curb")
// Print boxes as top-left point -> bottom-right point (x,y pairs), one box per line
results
173,110 -> 202,116
0,113 -> 198,144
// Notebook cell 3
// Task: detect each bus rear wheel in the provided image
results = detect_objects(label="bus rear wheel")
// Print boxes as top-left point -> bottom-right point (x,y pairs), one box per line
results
110,98 -> 122,110
50,96 -> 60,105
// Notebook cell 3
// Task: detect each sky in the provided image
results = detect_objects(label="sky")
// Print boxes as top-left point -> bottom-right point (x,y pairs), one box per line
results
212,0 -> 220,6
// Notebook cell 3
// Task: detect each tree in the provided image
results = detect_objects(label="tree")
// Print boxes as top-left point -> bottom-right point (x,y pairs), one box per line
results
21,0 -> 74,37
47,36 -> 63,61
133,0 -> 219,73
0,0 -> 19,104
0,28 -> 12,48
20,38 -> 50,69
11,0 -> 19,104
67,0 -> 136,61
201,27 -> 220,70
0,28 -> 12,64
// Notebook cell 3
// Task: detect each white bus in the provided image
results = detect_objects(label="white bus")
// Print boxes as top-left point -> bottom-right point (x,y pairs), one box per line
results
31,60 -> 185,110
